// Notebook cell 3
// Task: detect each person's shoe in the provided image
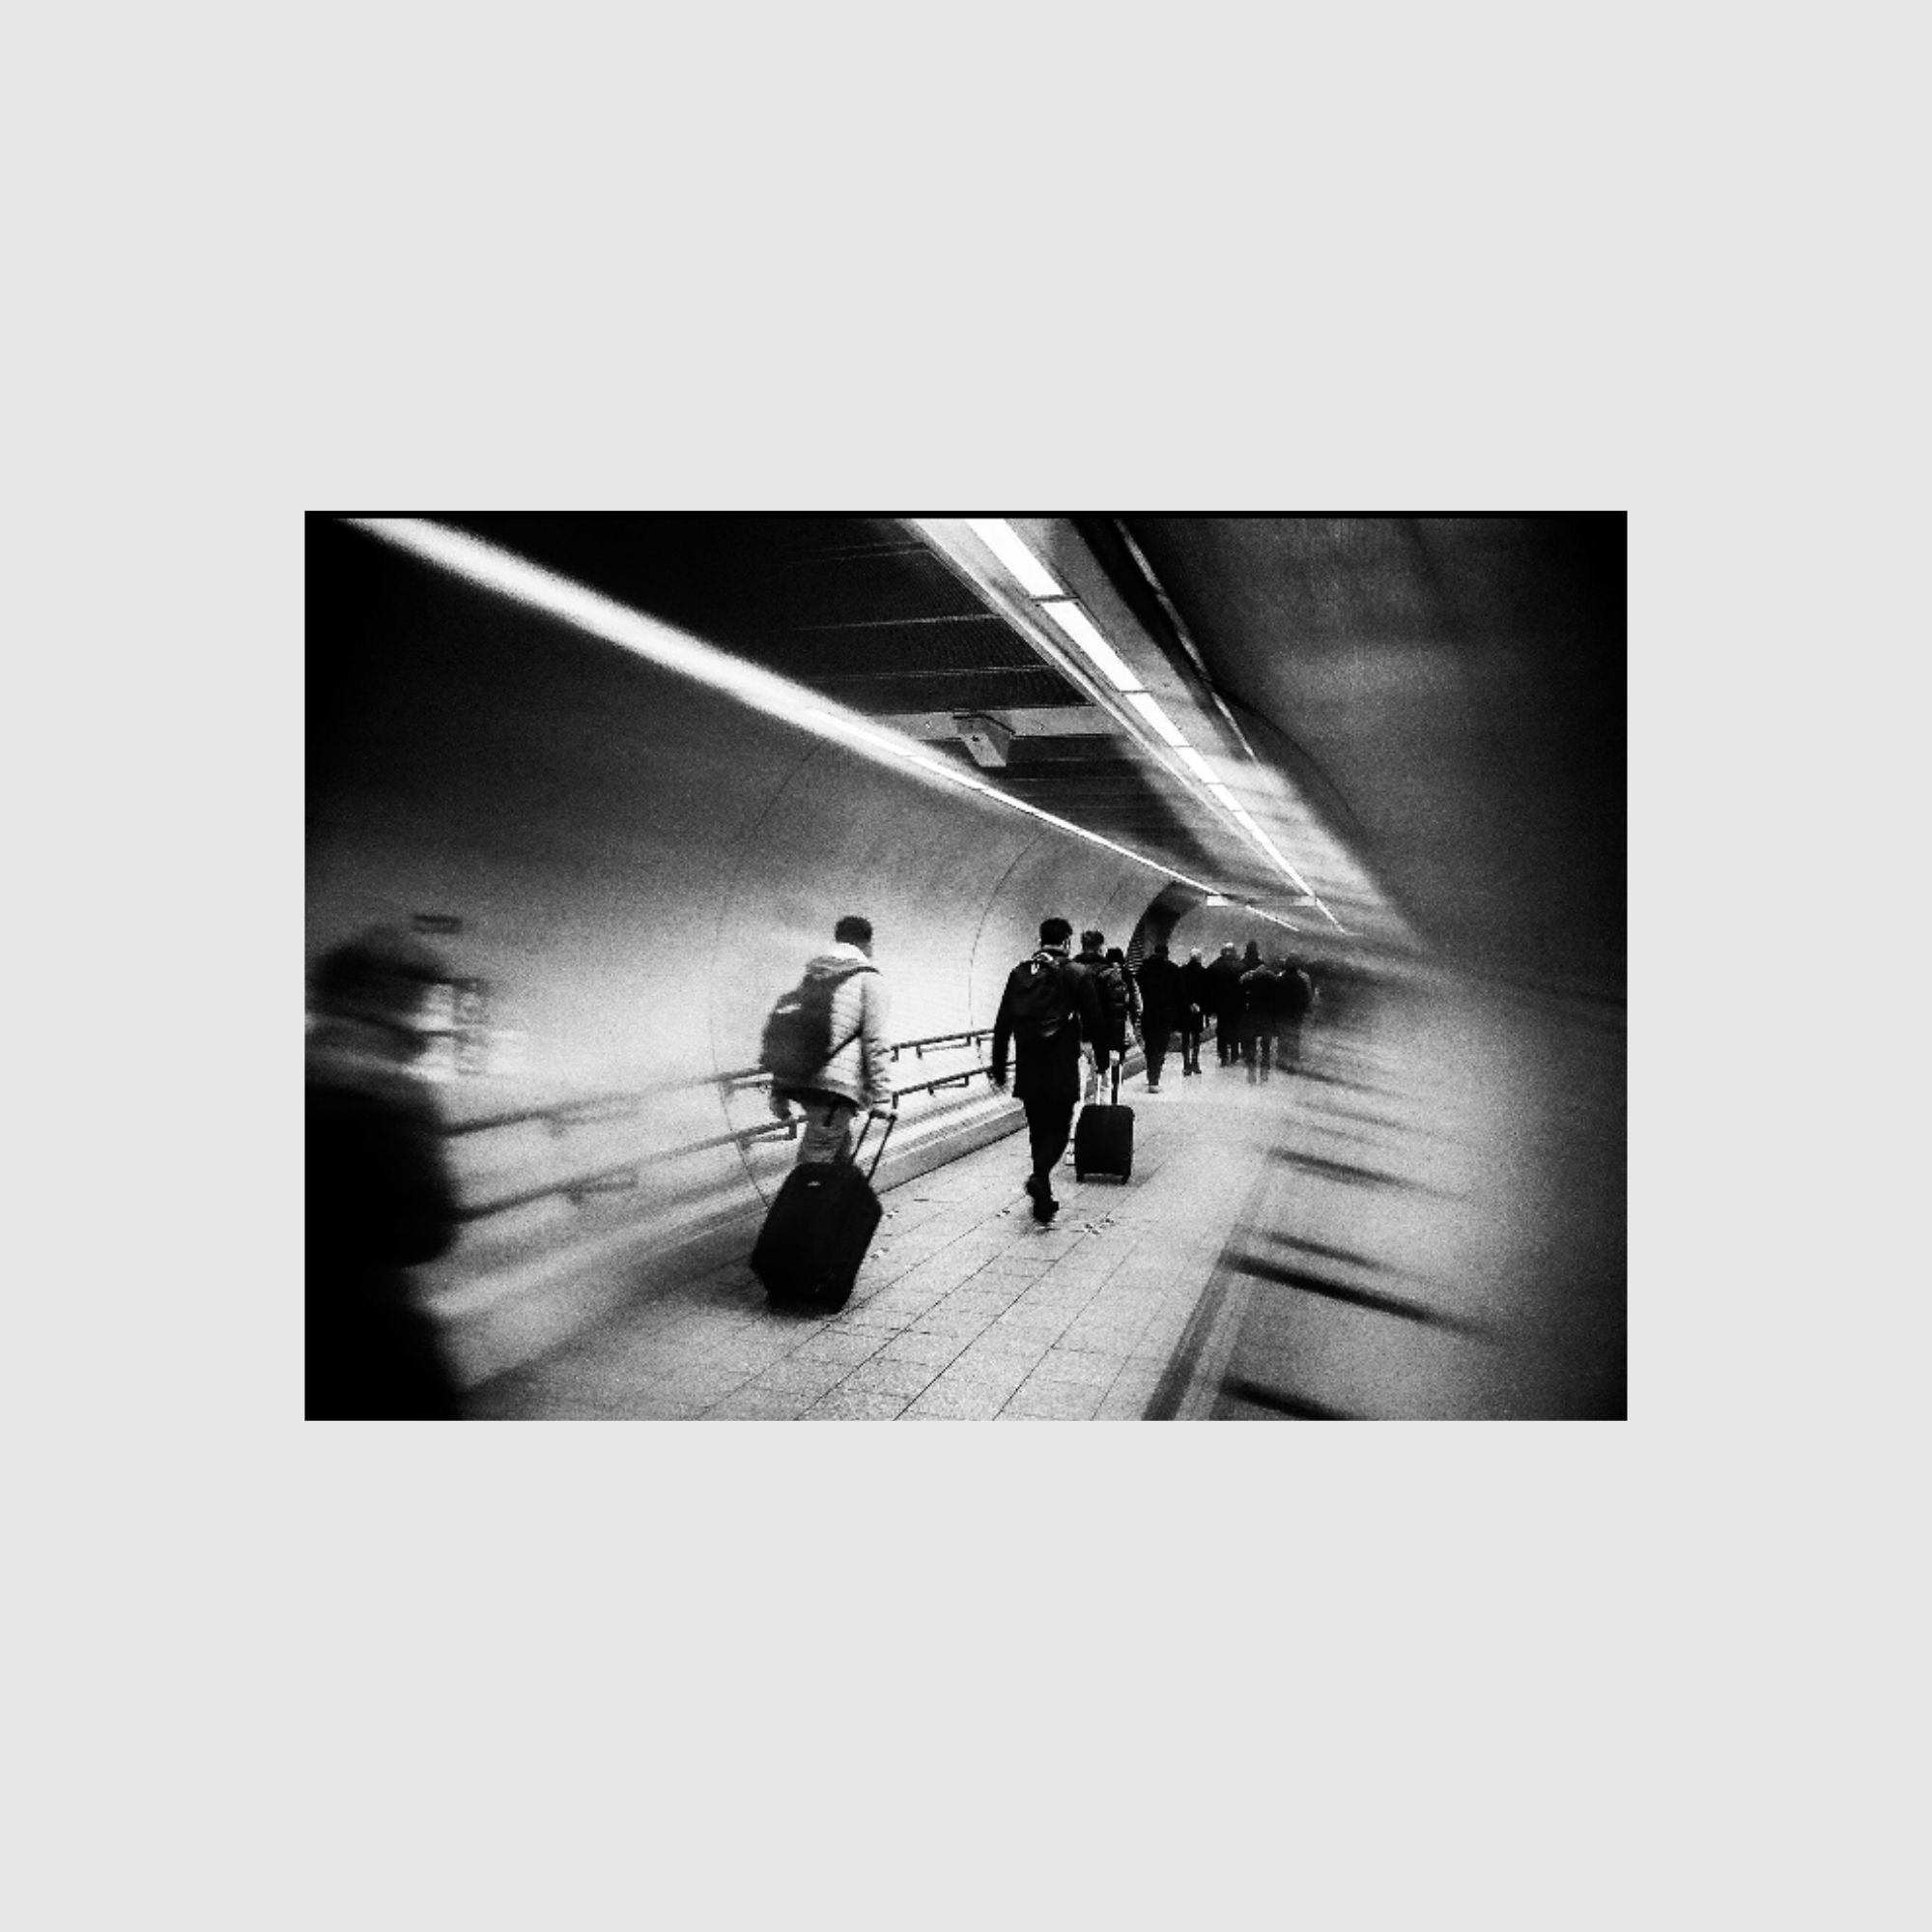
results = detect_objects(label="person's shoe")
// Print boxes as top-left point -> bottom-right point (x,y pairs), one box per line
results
1032,1191 -> 1060,1224
1147,1079 -> 1160,1093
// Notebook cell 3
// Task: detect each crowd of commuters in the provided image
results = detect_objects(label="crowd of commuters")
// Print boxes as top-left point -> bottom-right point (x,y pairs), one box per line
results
308,907 -> 1333,1413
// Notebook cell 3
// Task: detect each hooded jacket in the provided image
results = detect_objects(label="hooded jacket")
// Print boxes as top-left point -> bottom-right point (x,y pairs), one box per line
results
774,941 -> 894,1113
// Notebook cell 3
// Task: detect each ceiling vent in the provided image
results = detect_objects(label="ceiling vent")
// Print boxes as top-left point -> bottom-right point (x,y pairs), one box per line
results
953,712 -> 1015,769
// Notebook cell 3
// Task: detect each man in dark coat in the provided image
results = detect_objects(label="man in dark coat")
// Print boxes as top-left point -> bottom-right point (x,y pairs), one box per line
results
1239,951 -> 1282,1083
1134,942 -> 1186,1092
1207,942 -> 1245,1065
991,916 -> 1108,1223
306,927 -> 464,1420
1178,947 -> 1209,1076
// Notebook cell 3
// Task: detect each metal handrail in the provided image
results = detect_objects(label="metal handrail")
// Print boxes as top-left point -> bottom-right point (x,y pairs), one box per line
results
447,1035 -> 1147,1226
890,1027 -> 997,1062
453,1028 -> 1000,1135
452,1116 -> 803,1222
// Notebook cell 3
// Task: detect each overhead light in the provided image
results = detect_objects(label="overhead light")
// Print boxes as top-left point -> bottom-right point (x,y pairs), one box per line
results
353,519 -> 1324,926
1206,895 -> 1231,907
1125,692 -> 1187,747
966,519 -> 1063,598
1038,600 -> 1143,693
1205,781 -> 1236,804
1176,746 -> 1218,782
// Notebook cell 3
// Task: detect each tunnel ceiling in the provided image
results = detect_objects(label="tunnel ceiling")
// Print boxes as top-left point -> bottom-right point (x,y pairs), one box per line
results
428,514 -> 1623,993
442,514 -> 1233,887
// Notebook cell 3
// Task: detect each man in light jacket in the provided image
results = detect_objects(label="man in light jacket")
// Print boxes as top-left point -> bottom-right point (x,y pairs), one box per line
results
769,914 -> 895,1164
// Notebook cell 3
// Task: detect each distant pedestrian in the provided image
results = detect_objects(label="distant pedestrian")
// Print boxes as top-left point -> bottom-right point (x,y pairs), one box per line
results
991,917 -> 1108,1223
1105,947 -> 1143,1040
1239,952 -> 1281,1082
1134,942 -> 1186,1092
1275,955 -> 1314,1075
1178,947 -> 1209,1075
306,927 -> 464,1420
764,915 -> 895,1164
1073,930 -> 1133,1106
1207,942 -> 1245,1065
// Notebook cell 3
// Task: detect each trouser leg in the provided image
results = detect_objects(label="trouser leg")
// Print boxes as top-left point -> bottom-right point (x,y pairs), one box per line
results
797,1098 -> 856,1164
1024,1098 -> 1074,1194
1146,1027 -> 1170,1085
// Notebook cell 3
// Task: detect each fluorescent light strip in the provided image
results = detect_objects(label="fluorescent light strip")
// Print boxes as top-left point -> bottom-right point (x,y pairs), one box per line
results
1027,585 -> 1321,915
1037,600 -> 1145,693
350,521 -> 1308,916
353,520 -> 1322,928
965,518 -> 1064,598
1125,691 -> 1188,748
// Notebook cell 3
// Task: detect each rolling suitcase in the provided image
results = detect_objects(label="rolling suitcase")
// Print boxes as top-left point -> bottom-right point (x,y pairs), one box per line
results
1074,1065 -> 1134,1181
752,1109 -> 895,1313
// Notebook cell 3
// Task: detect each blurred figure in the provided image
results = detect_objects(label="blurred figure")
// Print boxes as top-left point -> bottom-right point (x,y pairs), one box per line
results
1238,949 -> 1280,1083
1208,942 -> 1244,1065
306,927 -> 463,1420
1274,955 -> 1314,1076
990,917 -> 1108,1223
1179,947 -> 1209,1075
765,915 -> 894,1165
1134,942 -> 1186,1092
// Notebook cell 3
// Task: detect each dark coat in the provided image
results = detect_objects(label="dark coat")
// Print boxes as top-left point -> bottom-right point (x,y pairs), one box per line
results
1135,953 -> 1186,1028
1179,958 -> 1210,1026
1072,948 -> 1133,1052
306,1050 -> 461,1420
1207,952 -> 1246,1018
990,950 -> 1106,1105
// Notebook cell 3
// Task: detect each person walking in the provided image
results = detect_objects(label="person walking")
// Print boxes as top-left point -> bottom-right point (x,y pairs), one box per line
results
1239,951 -> 1281,1083
1275,954 -> 1314,1077
1105,947 -> 1143,1047
1134,942 -> 1185,1093
1073,930 -> 1132,1105
991,917 -> 1108,1223
306,927 -> 464,1420
1208,942 -> 1245,1065
766,915 -> 895,1164
1178,946 -> 1209,1075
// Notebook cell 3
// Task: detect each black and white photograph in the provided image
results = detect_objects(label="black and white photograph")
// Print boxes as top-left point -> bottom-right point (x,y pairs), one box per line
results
307,513 -> 1626,1421
21,3 -> 1921,1922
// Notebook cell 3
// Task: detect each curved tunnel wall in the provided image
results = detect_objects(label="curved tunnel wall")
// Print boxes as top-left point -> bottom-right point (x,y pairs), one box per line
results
308,526 -> 1166,1370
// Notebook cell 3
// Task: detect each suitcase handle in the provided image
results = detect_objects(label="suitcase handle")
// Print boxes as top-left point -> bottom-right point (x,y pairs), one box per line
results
850,1106 -> 897,1182
1111,1063 -> 1121,1107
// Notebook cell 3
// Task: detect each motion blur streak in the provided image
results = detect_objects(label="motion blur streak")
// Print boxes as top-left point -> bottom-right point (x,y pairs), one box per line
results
351,516 -> 1305,927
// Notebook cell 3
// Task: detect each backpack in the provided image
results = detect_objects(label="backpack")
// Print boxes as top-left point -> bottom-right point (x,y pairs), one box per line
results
758,963 -> 876,1085
1007,952 -> 1078,1042
1092,961 -> 1129,1033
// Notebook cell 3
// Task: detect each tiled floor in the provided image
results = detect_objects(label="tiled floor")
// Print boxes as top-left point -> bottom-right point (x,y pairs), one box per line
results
469,1054 -> 1297,1421
466,976 -> 1625,1420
